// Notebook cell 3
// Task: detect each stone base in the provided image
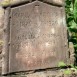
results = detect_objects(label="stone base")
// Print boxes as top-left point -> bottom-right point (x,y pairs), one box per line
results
0,68 -> 77,77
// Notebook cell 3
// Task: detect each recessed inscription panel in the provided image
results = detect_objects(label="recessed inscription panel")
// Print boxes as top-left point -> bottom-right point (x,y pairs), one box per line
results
9,1 -> 68,73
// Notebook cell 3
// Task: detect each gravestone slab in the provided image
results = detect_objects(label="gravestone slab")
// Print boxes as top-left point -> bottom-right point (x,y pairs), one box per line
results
2,1 -> 69,75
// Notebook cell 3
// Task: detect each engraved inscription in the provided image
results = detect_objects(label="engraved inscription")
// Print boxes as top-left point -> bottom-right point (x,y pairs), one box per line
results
9,1 -> 68,72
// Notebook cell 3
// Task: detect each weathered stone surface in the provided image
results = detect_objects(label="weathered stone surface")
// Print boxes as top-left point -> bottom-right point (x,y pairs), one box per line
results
0,6 -> 4,51
2,1 -> 69,74
0,0 -> 30,7
0,6 -> 4,29
0,0 -> 65,7
0,0 -> 75,77
44,0 -> 65,6
0,6 -> 4,70
0,6 -> 4,75
69,42 -> 75,64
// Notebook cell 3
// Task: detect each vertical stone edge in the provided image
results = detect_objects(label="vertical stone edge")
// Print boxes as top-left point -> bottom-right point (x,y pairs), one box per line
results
61,6 -> 70,65
2,7 -> 10,75
0,6 -> 4,75
61,7 -> 75,65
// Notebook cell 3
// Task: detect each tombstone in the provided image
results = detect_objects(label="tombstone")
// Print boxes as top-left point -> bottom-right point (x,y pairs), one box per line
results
2,0 -> 70,75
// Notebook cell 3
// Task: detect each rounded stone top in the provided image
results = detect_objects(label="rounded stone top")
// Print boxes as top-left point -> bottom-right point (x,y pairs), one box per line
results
0,0 -> 65,7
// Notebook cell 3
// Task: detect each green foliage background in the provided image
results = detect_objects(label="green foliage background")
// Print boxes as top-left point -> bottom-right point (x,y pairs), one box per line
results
65,0 -> 77,65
